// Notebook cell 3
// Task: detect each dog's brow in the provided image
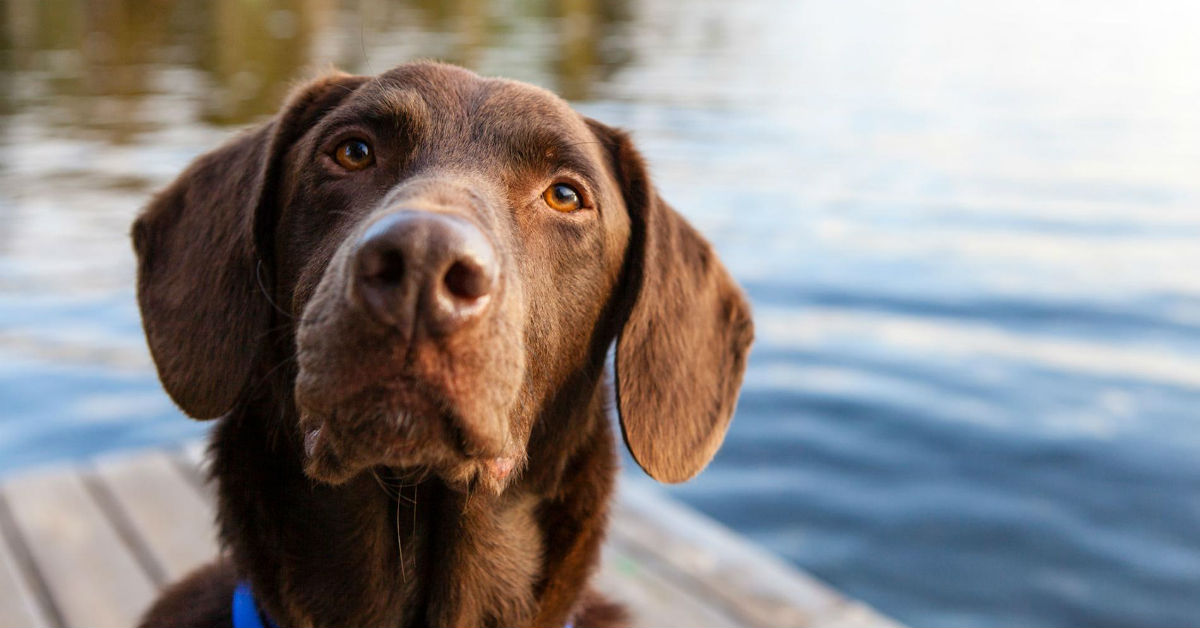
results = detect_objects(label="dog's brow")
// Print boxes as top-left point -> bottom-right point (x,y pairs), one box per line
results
368,90 -> 430,126
505,127 -> 598,178
328,89 -> 431,136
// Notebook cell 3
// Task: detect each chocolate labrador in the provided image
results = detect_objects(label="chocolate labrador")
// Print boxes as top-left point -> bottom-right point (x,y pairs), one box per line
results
133,61 -> 752,628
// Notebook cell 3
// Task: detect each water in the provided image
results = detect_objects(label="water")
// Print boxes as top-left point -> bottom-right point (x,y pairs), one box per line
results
2,1 -> 1200,625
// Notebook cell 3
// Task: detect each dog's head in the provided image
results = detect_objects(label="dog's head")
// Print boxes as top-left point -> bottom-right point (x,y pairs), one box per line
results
133,62 -> 752,492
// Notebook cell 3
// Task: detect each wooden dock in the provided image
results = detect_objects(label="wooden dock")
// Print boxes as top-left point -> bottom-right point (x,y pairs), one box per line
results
0,443 -> 900,628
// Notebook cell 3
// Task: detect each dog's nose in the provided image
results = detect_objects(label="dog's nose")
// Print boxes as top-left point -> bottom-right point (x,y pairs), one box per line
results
353,212 -> 497,334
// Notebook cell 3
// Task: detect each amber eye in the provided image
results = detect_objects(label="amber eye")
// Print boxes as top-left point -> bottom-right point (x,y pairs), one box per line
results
543,183 -> 582,212
333,139 -> 373,170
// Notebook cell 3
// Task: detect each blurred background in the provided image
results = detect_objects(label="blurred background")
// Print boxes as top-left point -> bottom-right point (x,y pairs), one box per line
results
1,0 -> 1199,626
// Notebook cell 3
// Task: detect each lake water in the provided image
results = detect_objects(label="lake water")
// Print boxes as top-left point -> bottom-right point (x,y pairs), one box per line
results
2,1 -> 1200,626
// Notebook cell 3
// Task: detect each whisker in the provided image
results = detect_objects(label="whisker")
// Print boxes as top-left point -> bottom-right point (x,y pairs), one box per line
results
256,260 -> 297,320
397,485 -> 408,583
255,259 -> 325,325
371,469 -> 400,499
241,353 -> 300,409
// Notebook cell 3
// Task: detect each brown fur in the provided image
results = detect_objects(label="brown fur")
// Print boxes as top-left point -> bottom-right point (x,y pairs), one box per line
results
133,62 -> 753,628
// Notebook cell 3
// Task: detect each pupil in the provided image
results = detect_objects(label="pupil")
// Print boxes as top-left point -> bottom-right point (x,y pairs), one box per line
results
344,141 -> 367,162
555,185 -> 575,203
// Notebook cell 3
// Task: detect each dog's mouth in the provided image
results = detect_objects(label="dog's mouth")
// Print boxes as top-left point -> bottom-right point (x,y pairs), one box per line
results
296,377 -> 521,493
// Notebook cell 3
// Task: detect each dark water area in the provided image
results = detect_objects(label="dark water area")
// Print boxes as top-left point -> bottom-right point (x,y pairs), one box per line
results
2,1 -> 1200,626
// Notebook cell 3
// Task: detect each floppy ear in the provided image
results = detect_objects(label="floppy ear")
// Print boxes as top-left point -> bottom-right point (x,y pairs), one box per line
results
132,72 -> 368,419
590,120 -> 755,483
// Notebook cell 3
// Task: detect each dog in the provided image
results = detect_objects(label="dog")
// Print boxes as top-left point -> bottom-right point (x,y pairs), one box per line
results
133,61 -> 753,628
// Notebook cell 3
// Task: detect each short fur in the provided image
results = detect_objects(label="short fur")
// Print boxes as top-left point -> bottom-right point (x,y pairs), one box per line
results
134,62 -> 753,628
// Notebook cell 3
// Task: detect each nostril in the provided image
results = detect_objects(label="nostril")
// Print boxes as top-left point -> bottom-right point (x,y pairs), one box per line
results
443,259 -> 491,301
361,248 -> 405,286
352,211 -> 497,330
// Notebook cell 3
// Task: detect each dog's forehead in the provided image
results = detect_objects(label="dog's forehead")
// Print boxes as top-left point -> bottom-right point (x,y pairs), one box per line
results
471,79 -> 584,130
351,64 -> 593,148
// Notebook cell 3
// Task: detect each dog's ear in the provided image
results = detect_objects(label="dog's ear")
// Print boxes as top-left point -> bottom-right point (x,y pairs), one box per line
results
133,72 -> 368,419
589,120 -> 754,484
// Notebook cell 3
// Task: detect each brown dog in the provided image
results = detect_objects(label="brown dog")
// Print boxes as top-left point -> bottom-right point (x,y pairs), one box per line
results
133,61 -> 752,628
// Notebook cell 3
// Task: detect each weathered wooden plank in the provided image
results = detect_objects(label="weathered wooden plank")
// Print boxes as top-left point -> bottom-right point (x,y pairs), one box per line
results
0,496 -> 54,628
2,469 -> 158,628
611,479 -> 901,628
596,540 -> 742,628
91,450 -> 220,583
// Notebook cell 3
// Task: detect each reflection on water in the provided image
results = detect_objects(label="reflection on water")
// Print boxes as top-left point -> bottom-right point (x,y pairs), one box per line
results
0,0 -> 633,132
3,1 -> 1200,626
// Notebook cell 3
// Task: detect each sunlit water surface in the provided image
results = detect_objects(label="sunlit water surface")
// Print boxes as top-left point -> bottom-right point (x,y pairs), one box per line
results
2,1 -> 1200,626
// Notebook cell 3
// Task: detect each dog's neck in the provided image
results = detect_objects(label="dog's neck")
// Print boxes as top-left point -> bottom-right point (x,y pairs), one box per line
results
210,368 -> 616,627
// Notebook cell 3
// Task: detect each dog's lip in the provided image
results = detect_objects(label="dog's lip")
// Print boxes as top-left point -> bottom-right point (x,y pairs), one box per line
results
301,407 -> 424,453
298,403 -> 476,468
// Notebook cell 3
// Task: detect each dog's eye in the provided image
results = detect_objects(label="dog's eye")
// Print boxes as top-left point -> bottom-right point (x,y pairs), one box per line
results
334,139 -> 373,170
543,183 -> 582,212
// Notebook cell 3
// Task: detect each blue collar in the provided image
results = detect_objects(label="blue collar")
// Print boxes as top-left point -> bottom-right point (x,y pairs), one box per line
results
233,581 -> 278,628
234,579 -> 573,628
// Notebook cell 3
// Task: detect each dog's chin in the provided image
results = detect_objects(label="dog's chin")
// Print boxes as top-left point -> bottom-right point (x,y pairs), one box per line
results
302,425 -> 521,495
296,386 -> 522,494
300,416 -> 441,485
